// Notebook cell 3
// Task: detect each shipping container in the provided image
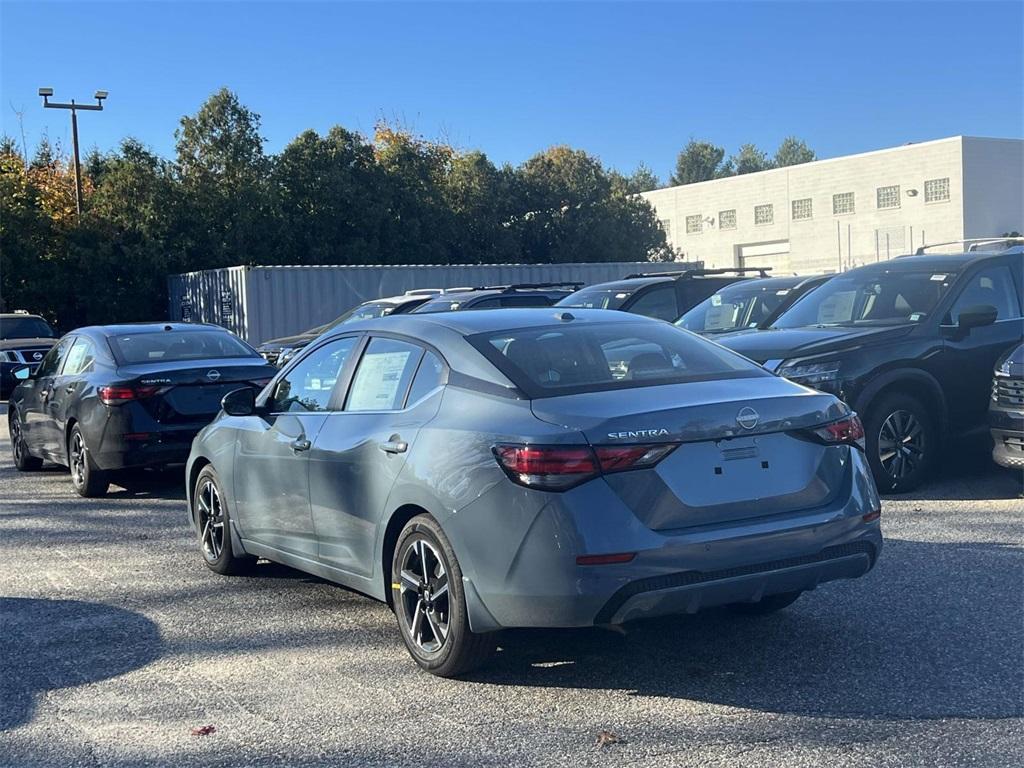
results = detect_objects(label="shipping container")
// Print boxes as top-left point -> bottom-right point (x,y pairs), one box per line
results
167,262 -> 697,344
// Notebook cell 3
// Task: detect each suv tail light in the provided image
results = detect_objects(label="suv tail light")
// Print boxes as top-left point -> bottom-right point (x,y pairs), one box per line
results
99,385 -> 166,405
808,414 -> 865,449
493,442 -> 676,491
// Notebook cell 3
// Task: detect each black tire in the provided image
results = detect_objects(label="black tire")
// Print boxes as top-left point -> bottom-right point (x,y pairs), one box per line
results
863,392 -> 937,493
729,591 -> 802,615
68,425 -> 109,498
193,465 -> 254,576
392,514 -> 495,677
9,412 -> 43,471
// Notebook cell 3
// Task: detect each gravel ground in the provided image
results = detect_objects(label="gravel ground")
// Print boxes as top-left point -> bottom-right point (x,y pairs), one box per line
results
1,406 -> 1022,767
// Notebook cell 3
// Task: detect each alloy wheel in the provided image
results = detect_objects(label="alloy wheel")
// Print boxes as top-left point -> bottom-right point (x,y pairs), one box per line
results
196,479 -> 226,562
398,538 -> 451,653
11,418 -> 24,463
70,432 -> 87,488
877,409 -> 925,482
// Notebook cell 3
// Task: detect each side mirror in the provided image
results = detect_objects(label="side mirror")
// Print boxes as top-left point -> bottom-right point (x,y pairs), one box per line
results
221,387 -> 257,417
956,304 -> 998,332
13,365 -> 32,381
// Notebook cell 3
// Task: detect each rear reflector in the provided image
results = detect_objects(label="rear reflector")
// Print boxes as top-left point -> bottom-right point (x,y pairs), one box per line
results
576,552 -> 636,566
862,509 -> 881,523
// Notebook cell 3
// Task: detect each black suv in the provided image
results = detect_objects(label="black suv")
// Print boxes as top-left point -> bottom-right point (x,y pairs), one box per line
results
258,290 -> 444,367
1,312 -> 58,399
719,241 -> 1024,492
555,268 -> 771,322
410,282 -> 582,313
990,342 -> 1024,473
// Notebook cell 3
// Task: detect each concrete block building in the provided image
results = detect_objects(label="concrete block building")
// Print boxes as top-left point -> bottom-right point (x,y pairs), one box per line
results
641,136 -> 1023,275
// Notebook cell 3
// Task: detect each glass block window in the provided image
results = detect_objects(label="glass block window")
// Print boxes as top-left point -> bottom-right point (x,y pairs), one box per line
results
685,214 -> 703,234
877,185 -> 900,209
924,177 -> 950,203
792,198 -> 813,220
754,204 -> 773,225
833,192 -> 855,215
719,209 -> 737,230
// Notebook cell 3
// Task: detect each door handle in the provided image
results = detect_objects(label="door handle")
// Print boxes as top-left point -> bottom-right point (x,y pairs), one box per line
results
379,439 -> 408,454
290,438 -> 311,453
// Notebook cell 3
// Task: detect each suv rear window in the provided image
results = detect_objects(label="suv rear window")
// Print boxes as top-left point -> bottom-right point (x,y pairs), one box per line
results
110,330 -> 257,363
469,321 -> 767,397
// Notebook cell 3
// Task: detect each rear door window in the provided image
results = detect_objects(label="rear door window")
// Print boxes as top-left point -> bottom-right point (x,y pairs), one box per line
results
345,338 -> 424,412
626,284 -> 678,320
405,351 -> 445,406
62,338 -> 97,376
35,337 -> 73,378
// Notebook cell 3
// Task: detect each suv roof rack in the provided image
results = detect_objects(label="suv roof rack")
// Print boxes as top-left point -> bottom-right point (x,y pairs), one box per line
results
465,281 -> 585,292
402,288 -> 445,297
913,237 -> 1024,255
624,266 -> 772,280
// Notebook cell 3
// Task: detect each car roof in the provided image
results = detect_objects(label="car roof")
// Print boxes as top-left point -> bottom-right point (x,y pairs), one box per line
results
844,252 -> 994,276
715,274 -> 825,292
73,322 -> 228,337
336,307 -> 652,337
1,313 -> 47,319
415,287 -> 571,305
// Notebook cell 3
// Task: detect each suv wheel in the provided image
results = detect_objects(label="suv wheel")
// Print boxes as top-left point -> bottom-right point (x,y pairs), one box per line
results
68,425 -> 109,497
864,392 -> 936,493
9,412 -> 43,471
392,515 -> 495,677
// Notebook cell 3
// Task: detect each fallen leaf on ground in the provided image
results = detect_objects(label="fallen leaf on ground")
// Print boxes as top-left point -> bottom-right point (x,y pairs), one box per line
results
190,725 -> 216,737
595,730 -> 623,749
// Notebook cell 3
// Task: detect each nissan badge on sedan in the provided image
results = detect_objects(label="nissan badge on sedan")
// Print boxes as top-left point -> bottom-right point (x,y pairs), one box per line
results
186,309 -> 883,677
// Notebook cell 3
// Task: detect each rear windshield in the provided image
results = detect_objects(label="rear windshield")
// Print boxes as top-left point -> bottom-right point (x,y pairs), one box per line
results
110,330 -> 257,364
555,288 -> 633,310
1,316 -> 56,340
469,321 -> 768,397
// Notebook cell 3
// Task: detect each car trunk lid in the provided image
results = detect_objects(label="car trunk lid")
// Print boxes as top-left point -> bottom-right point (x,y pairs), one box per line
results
530,377 -> 851,529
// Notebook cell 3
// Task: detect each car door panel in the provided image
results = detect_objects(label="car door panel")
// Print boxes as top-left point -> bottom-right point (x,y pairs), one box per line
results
232,336 -> 361,558
310,340 -> 445,577
23,336 -> 73,459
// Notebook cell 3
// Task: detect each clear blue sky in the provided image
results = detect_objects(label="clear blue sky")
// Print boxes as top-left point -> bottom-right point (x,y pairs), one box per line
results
2,1 -> 1022,180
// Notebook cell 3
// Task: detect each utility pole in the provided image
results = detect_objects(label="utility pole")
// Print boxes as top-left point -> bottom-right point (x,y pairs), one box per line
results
38,88 -> 108,216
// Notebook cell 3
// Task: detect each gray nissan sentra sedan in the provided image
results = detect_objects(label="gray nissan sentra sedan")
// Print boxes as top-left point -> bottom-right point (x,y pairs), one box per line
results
186,309 -> 882,677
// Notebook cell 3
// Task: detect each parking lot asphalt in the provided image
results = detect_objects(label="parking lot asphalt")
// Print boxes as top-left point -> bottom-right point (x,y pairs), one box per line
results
1,407 -> 1022,768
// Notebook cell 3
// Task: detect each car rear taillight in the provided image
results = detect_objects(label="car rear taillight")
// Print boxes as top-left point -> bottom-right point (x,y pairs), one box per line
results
810,414 -> 865,450
594,444 -> 676,473
99,385 -> 166,405
493,442 -> 675,491
493,445 -> 599,490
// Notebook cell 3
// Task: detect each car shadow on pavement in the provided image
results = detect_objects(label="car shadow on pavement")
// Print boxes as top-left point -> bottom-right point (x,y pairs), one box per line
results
0,597 -> 162,732
471,538 -> 1023,721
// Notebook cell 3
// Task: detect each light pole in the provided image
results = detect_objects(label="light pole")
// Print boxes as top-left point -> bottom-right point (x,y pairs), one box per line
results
38,87 -> 108,215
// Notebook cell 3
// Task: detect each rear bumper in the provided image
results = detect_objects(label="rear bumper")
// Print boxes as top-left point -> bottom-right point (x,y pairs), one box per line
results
94,429 -> 199,470
450,448 -> 883,631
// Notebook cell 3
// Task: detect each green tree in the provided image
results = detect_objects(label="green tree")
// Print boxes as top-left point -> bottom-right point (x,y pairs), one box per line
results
774,136 -> 816,167
442,150 -> 519,263
730,143 -> 772,175
669,140 -> 729,185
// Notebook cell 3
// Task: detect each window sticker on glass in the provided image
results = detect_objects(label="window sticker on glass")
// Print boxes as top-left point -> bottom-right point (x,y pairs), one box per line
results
776,289 -> 791,296
347,350 -> 413,410
711,294 -> 722,306
930,274 -> 947,282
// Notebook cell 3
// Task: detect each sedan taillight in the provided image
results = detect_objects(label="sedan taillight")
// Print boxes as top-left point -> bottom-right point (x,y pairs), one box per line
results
493,442 -> 676,491
809,414 -> 865,450
99,385 -> 166,405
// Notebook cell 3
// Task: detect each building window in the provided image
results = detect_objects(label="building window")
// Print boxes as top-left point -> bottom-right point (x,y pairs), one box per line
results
833,192 -> 855,215
754,204 -> 773,226
719,209 -> 737,230
685,214 -> 703,234
877,185 -> 900,209
659,218 -> 672,235
791,198 -> 813,220
924,177 -> 950,203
